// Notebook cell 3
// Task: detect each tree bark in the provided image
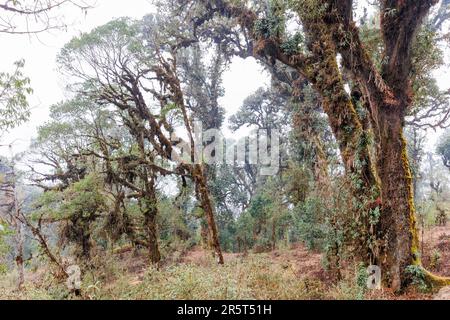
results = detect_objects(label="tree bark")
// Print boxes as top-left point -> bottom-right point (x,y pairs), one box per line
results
144,206 -> 161,265
143,177 -> 161,265
376,107 -> 420,290
15,223 -> 24,291
193,164 -> 224,264
18,214 -> 68,279
81,233 -> 91,259
271,220 -> 276,251
372,104 -> 450,291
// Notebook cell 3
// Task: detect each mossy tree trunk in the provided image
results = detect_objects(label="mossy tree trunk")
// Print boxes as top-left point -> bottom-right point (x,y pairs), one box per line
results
81,232 -> 91,259
142,170 -> 161,265
193,164 -> 224,264
15,223 -> 25,291
375,106 -> 420,290
144,203 -> 161,265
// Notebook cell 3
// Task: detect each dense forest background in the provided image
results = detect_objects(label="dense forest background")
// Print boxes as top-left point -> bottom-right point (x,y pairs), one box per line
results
1,0 -> 450,300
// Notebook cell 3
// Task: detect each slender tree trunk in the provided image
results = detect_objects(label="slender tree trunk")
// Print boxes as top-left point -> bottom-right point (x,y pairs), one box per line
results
193,164 -> 224,264
15,223 -> 24,291
421,215 -> 425,260
200,222 -> 210,249
10,166 -> 24,290
271,220 -> 276,251
143,180 -> 161,265
144,208 -> 160,264
81,233 -> 91,259
29,224 -> 68,279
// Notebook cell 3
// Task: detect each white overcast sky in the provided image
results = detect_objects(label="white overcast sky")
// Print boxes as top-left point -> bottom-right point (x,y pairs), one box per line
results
0,0 -> 448,158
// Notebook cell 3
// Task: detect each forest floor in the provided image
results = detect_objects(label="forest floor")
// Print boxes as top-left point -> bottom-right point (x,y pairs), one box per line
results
1,225 -> 450,300
422,225 -> 450,278
179,244 -> 330,284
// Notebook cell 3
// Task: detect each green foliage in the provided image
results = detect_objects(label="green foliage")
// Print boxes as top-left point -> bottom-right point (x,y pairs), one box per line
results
0,60 -> 32,133
409,26 -> 448,123
355,263 -> 369,300
293,197 -> 327,250
358,16 -> 384,69
178,44 -> 226,129
411,26 -> 444,79
62,174 -> 106,217
57,17 -> 146,95
59,174 -> 106,257
430,249 -> 442,271
417,200 -> 444,227
288,0 -> 328,21
254,0 -> 286,39
437,130 -> 450,169
231,177 -> 291,253
283,164 -> 312,205
0,222 -> 13,275
229,87 -> 289,131
405,265 -> 431,292
281,33 -> 304,55
235,195 -> 271,250
61,18 -> 141,56
157,198 -> 195,256
32,174 -> 107,259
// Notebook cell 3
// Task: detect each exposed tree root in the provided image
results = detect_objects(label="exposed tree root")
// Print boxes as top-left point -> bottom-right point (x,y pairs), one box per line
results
423,269 -> 450,288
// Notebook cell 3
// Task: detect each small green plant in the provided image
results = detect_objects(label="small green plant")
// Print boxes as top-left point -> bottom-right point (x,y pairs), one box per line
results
355,263 -> 368,300
405,265 -> 430,292
430,249 -> 442,271
0,222 -> 13,275
254,0 -> 286,39
281,33 -> 304,55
